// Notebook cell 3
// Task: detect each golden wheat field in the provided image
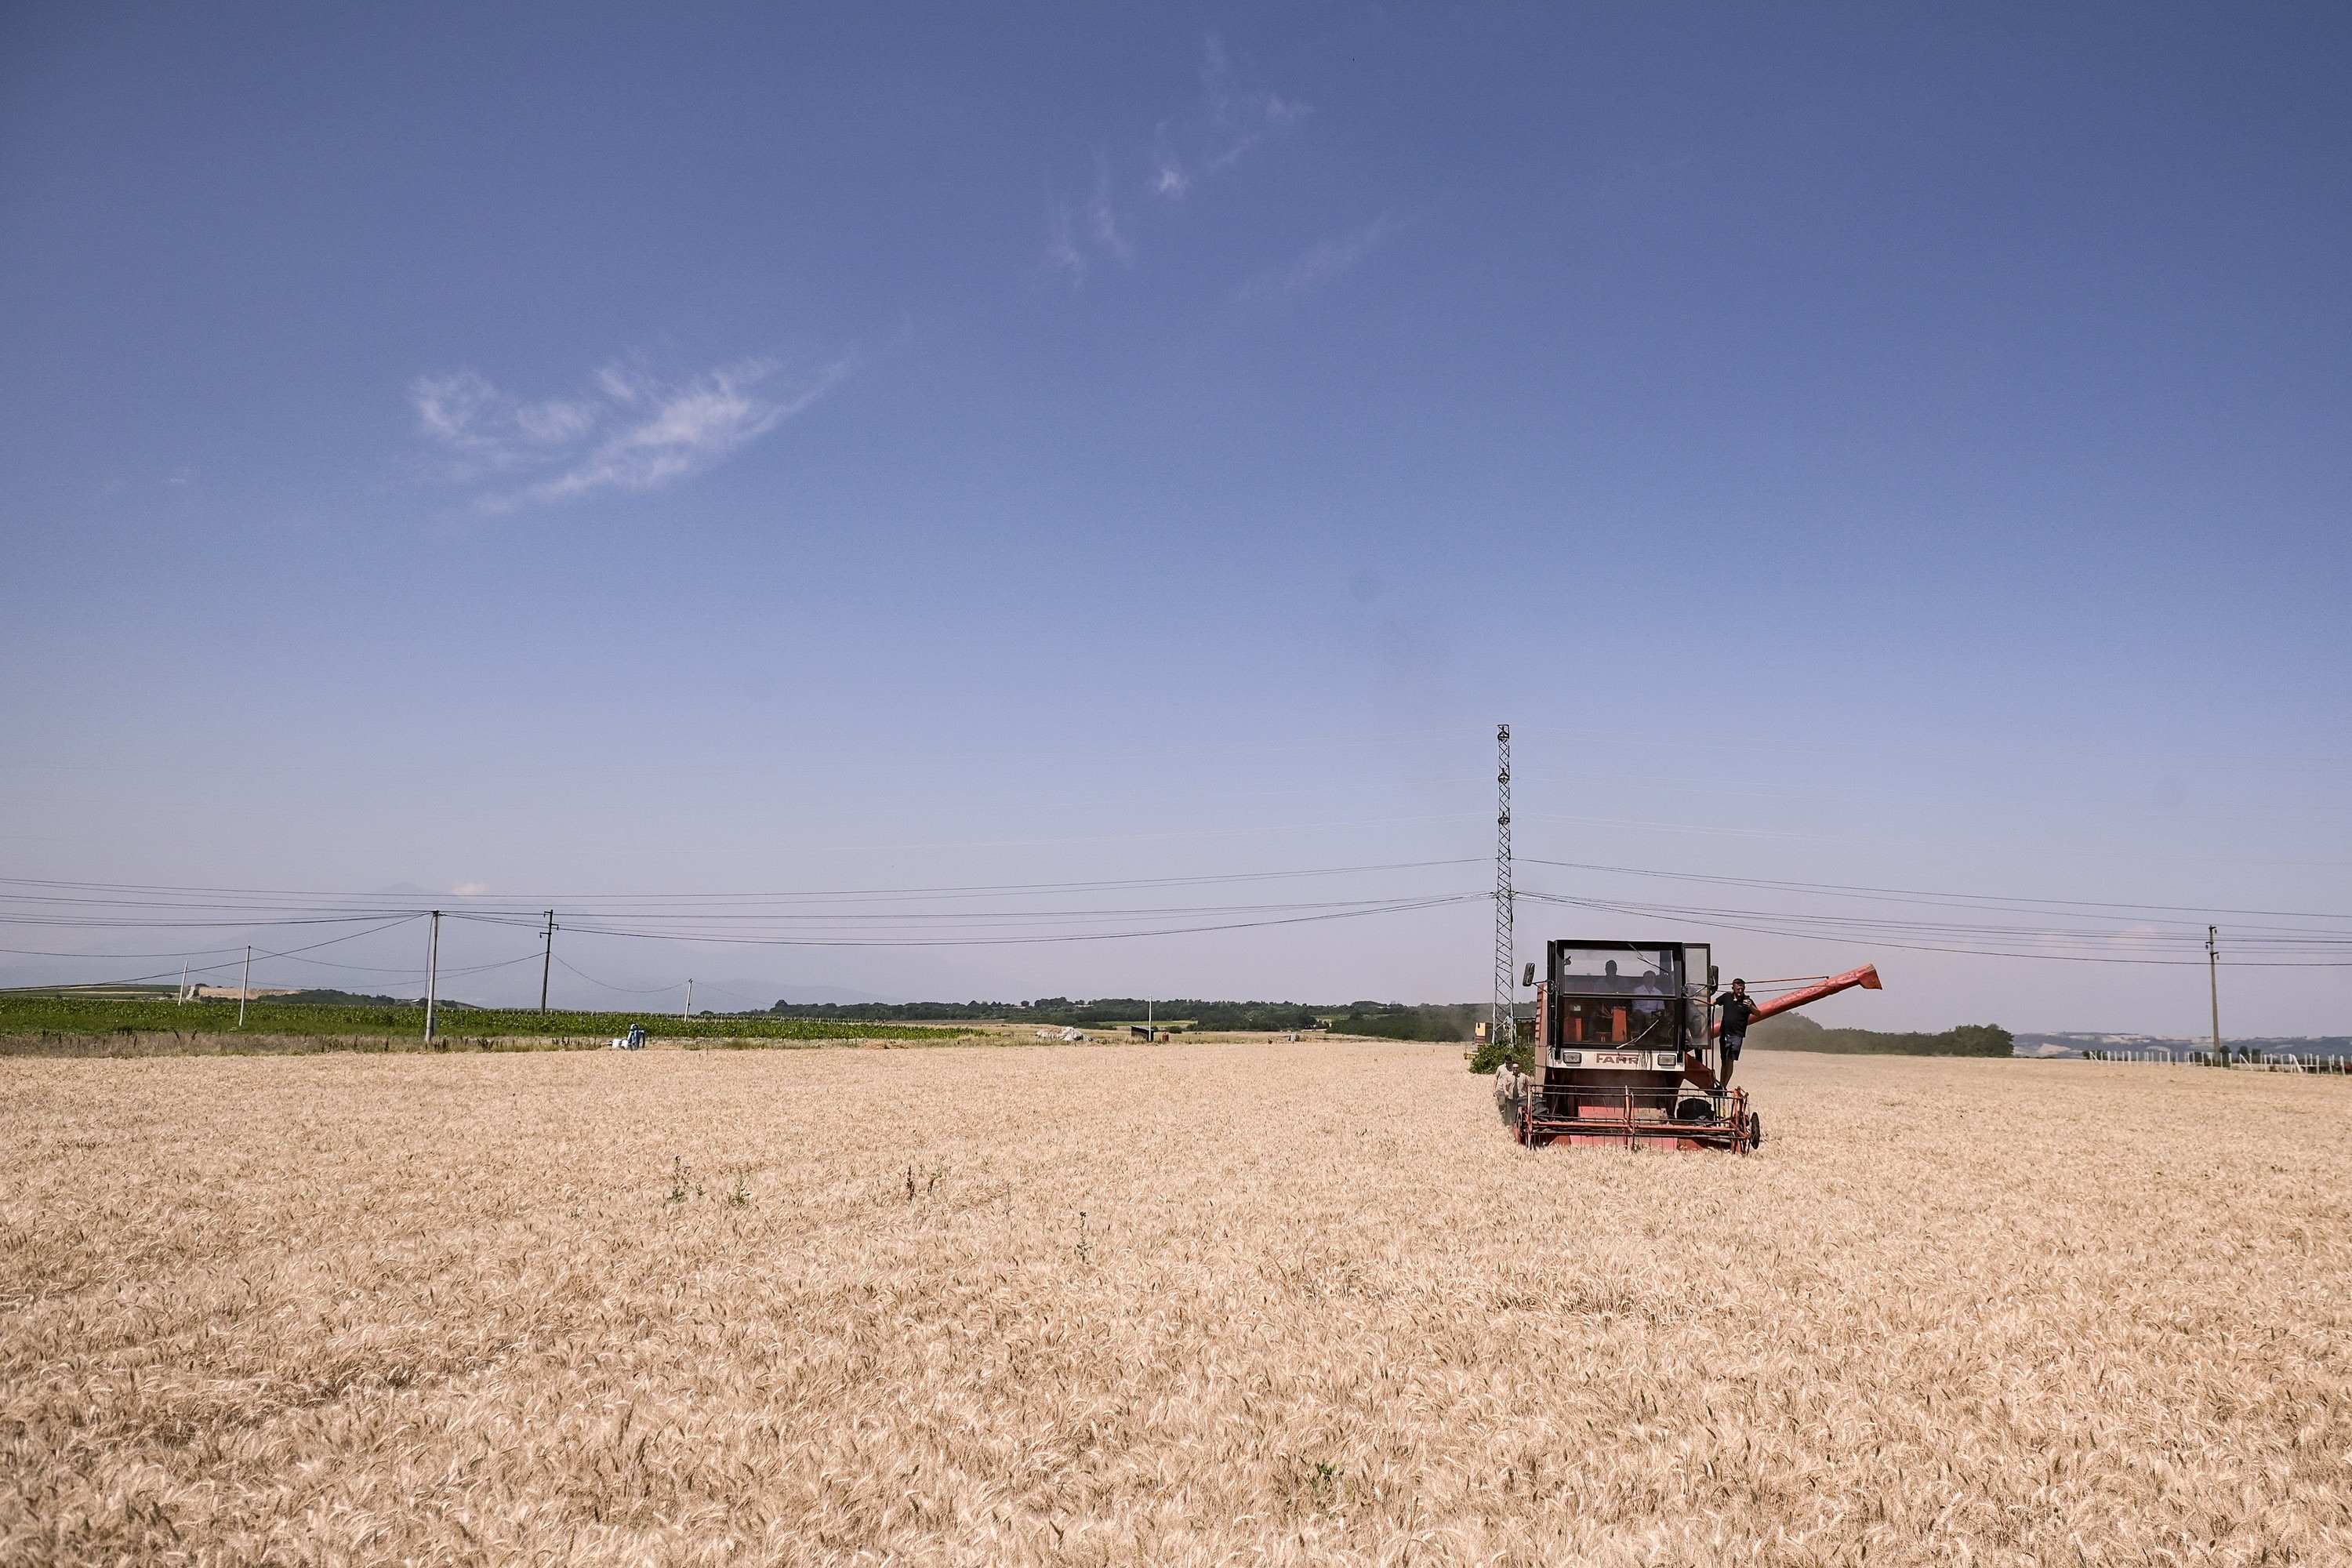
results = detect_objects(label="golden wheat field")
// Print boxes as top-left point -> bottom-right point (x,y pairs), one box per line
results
3,1040 -> 2347,1567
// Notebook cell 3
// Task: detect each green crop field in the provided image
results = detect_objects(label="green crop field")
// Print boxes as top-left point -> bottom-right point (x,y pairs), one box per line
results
0,994 -> 953,1047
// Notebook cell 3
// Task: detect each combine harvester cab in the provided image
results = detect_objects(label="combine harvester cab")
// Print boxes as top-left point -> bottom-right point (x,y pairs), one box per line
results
1515,939 -> 1880,1154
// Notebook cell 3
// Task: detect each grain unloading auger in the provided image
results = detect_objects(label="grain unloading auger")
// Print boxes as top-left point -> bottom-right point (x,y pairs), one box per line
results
1502,941 -> 1882,1153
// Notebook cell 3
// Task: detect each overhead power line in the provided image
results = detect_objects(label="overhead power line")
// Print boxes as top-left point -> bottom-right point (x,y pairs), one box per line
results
1517,890 -> 2352,967
0,914 -> 428,992
499,893 -> 1486,950
9,845 -> 2350,982
0,851 -> 1486,907
1519,858 -> 2352,925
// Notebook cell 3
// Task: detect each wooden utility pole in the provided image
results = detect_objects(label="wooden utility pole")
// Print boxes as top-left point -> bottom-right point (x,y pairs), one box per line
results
238,946 -> 250,1028
539,910 -> 557,1010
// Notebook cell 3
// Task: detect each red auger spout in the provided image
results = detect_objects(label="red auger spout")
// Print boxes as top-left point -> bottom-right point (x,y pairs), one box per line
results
1714,964 -> 1882,1036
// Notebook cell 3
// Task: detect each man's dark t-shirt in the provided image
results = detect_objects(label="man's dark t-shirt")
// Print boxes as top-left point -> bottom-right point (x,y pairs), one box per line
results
1718,992 -> 1761,1040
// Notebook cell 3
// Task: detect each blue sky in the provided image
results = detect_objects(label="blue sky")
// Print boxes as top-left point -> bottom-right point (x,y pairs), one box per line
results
3,4 -> 2347,1033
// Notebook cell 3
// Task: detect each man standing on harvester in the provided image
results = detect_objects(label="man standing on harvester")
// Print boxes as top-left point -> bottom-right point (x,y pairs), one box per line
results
1715,978 -> 1761,1087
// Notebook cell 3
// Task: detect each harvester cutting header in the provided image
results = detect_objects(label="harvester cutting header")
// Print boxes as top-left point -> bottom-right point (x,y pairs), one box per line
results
1499,938 -> 1882,1152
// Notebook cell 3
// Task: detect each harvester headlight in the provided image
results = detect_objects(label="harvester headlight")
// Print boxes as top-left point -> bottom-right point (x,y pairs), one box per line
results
1559,1051 -> 1581,1065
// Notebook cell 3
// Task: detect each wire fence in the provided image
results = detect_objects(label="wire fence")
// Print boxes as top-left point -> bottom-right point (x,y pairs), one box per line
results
2084,1047 -> 2350,1073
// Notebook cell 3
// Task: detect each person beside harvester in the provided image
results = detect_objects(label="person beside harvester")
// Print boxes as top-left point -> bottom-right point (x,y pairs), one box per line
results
1715,979 -> 1760,1087
1493,1059 -> 1523,1119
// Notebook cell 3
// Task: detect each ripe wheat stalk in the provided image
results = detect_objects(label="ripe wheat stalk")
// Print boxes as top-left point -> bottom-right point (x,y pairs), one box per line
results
2,1043 -> 2346,1564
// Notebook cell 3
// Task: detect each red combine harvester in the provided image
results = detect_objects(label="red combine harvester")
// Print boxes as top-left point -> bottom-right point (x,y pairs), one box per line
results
1504,939 -> 1882,1153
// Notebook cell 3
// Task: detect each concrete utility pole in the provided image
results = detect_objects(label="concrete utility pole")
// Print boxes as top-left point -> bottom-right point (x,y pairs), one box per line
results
539,910 -> 557,1011
683,980 -> 693,1021
2207,924 -> 2222,1066
179,960 -> 189,1005
238,946 -> 251,1028
424,911 -> 441,1044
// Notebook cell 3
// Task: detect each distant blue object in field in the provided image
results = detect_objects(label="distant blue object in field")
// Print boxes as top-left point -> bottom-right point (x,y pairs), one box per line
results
608,1023 -> 648,1051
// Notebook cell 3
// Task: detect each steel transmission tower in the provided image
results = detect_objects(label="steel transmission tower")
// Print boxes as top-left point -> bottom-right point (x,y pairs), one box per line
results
1492,724 -> 1515,1058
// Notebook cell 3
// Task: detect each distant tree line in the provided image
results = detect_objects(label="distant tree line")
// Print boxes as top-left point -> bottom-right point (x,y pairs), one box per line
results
0,993 -> 944,1044
268,989 -> 412,1007
230,991 -> 2011,1054
1749,1014 -> 2013,1056
763,996 -> 1483,1040
1319,1003 -> 1484,1041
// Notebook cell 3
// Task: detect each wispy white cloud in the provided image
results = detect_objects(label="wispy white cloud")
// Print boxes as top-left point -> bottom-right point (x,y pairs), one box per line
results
1043,34 -> 1306,283
595,365 -> 643,404
1235,216 -> 1396,307
1152,128 -> 1193,198
409,354 -> 852,510
522,361 -> 847,506
1044,201 -> 1090,284
1044,152 -> 1137,288
1175,35 -> 1308,187
411,372 -> 502,448
1087,151 -> 1131,263
513,397 -> 598,445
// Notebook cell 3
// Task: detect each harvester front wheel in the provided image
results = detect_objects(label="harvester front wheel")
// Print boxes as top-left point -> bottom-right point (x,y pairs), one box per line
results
1744,1111 -> 1765,1152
